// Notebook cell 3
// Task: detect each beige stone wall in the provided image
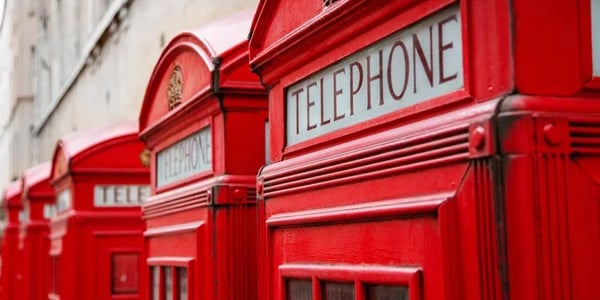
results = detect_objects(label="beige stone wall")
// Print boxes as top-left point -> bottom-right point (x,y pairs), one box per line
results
32,0 -> 259,163
0,0 -> 16,190
0,0 -> 36,185
0,0 -> 37,225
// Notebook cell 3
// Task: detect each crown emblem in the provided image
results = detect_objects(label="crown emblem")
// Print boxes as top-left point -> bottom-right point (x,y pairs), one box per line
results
167,65 -> 183,111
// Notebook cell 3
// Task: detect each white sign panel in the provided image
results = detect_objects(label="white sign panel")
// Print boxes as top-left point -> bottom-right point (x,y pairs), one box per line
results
94,185 -> 151,207
56,188 -> 71,212
44,204 -> 57,219
593,0 -> 600,76
286,6 -> 463,145
265,121 -> 271,164
156,126 -> 212,187
19,206 -> 29,222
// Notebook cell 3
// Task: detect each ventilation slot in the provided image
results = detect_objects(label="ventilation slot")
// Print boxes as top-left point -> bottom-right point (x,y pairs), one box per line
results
570,120 -> 600,154
263,124 -> 470,197
247,188 -> 257,201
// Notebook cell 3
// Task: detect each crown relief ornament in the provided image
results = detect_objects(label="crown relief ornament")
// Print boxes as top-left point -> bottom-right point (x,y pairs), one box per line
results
167,65 -> 183,111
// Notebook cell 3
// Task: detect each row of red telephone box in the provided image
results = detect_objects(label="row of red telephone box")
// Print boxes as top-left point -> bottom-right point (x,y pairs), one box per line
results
3,0 -> 600,299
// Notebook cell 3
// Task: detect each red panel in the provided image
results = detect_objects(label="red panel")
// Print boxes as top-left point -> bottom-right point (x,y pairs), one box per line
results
112,253 -> 140,294
513,0 -> 597,95
91,235 -> 144,300
497,96 -> 600,299
250,0 -> 323,53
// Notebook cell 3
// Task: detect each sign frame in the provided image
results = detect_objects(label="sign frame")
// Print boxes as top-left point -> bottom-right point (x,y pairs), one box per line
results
93,185 -> 151,207
153,124 -> 215,191
279,4 -> 471,154
285,6 -> 463,146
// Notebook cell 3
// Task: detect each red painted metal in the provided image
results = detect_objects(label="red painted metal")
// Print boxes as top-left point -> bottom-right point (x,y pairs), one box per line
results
49,121 -> 148,300
513,0 -> 600,95
1,180 -> 23,300
139,9 -> 267,300
20,162 -> 55,300
497,96 -> 600,300
250,0 -> 512,162
249,0 -> 599,299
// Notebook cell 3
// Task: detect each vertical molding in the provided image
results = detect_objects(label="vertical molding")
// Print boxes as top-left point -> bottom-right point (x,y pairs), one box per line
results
473,159 -> 503,300
533,153 -> 573,299
216,203 -> 257,299
444,158 -> 504,300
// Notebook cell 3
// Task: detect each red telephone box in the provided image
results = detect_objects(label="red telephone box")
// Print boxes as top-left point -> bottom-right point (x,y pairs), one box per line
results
138,9 -> 267,300
20,162 -> 55,300
2,180 -> 23,300
250,0 -> 599,299
49,121 -> 149,300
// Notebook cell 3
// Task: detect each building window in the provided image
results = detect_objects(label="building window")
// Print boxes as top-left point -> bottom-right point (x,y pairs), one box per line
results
285,279 -> 408,300
177,267 -> 188,300
366,285 -> 408,300
281,265 -> 419,300
323,282 -> 355,300
151,266 -> 160,300
111,253 -> 139,294
163,266 -> 173,300
287,279 -> 312,300
150,265 -> 189,300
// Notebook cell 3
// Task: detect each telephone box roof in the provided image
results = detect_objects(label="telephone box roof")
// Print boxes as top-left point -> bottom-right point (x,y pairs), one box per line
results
22,162 -> 53,200
2,179 -> 22,208
50,121 -> 143,180
139,9 -> 257,135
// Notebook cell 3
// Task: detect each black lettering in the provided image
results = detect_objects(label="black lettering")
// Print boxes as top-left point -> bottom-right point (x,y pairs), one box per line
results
349,61 -> 363,116
203,132 -> 211,164
387,41 -> 410,100
413,26 -> 434,93
319,78 -> 330,126
438,15 -> 458,83
306,82 -> 317,131
333,68 -> 346,121
191,136 -> 199,169
291,88 -> 304,134
366,50 -> 384,108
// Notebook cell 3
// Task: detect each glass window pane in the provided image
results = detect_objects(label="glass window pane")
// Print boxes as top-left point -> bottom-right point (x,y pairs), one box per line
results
287,279 -> 312,300
151,267 -> 159,300
323,281 -> 355,300
366,285 -> 408,300
164,267 -> 173,300
178,267 -> 188,300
